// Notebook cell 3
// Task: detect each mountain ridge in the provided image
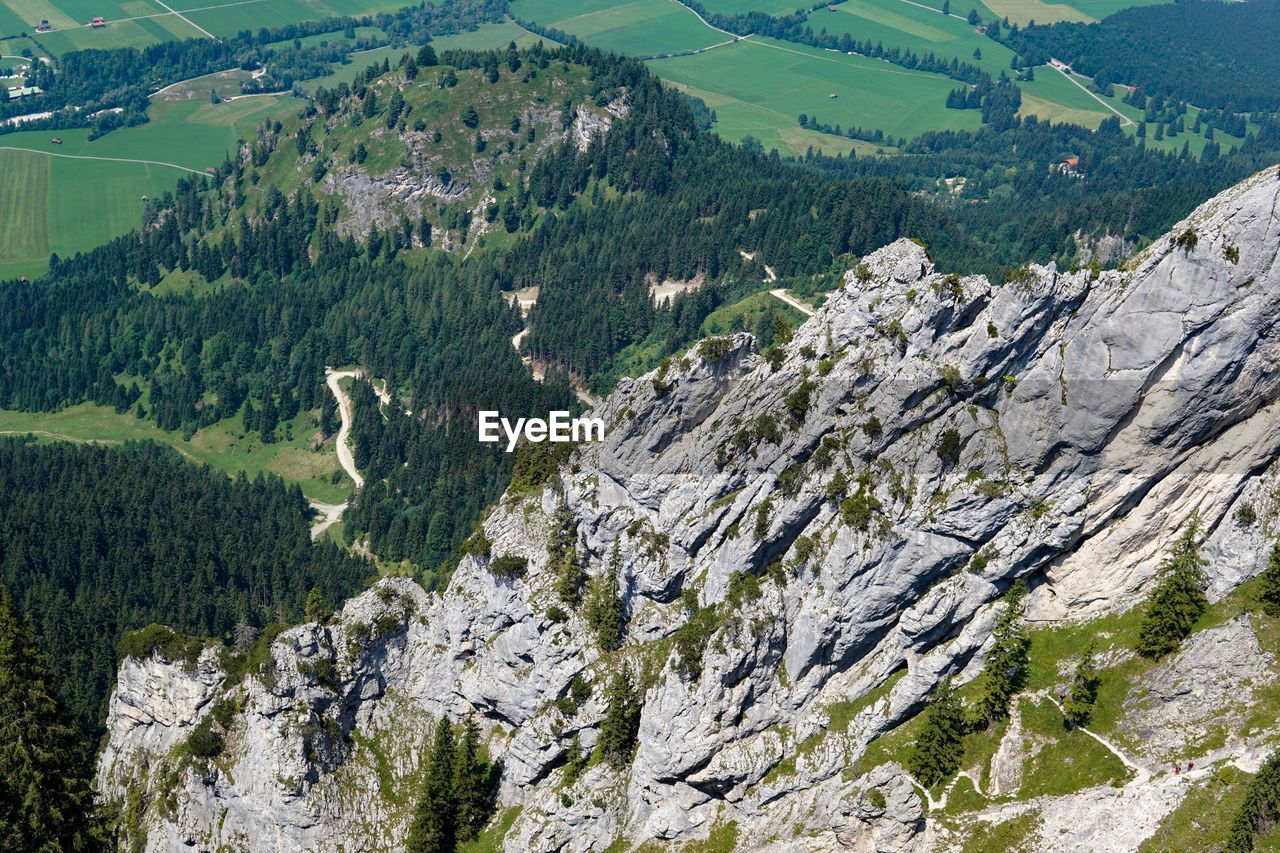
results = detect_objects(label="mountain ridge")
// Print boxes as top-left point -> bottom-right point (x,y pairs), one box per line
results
97,165 -> 1280,851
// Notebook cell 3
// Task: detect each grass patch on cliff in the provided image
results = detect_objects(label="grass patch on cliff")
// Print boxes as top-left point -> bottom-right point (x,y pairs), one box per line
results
1138,765 -> 1254,853
1015,697 -> 1129,797
458,805 -> 522,853
958,809 -> 1043,853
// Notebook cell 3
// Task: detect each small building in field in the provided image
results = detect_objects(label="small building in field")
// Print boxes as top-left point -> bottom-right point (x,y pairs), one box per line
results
35,19 -> 51,32
1059,155 -> 1080,174
90,16 -> 107,27
51,137 -> 62,144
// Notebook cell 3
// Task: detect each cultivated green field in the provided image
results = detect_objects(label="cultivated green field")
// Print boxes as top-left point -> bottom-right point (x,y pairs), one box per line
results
980,0 -> 1167,24
0,93 -> 296,279
697,0 -> 805,14
2,0 -> 416,54
0,404 -> 353,503
654,36 -> 982,145
510,0 -> 726,56
19,0 -> 207,54
826,0 -> 1017,76
429,18 -> 542,50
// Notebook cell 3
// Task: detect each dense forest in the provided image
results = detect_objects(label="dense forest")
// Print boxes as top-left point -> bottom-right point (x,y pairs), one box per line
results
0,438 -> 372,740
1005,0 -> 1280,112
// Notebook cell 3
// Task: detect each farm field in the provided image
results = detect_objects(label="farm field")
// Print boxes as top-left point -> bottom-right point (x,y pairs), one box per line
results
429,18 -> 541,50
825,0 -> 1017,76
510,0 -> 726,56
980,0 -> 1166,24
653,35 -> 982,146
0,403 -> 353,503
2,0 -> 414,55
0,92 -> 295,279
697,0 -> 805,14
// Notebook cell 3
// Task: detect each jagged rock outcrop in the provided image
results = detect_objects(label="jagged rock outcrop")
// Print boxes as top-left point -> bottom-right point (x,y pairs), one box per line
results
99,168 -> 1280,851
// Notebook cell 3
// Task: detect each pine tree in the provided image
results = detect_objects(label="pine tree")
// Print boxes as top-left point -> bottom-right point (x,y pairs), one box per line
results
1227,750 -> 1280,852
0,591 -> 102,851
1259,543 -> 1280,617
906,677 -> 968,788
452,716 -> 485,843
305,587 -> 330,624
975,579 -> 1029,727
407,717 -> 456,852
599,665 -> 642,770
1061,643 -> 1099,727
585,542 -> 626,650
1137,520 -> 1208,658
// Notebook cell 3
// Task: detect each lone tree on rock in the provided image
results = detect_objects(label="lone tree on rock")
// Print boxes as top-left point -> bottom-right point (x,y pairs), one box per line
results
599,664 -> 643,770
907,677 -> 967,788
1136,519 -> 1208,659
975,579 -> 1030,727
1259,542 -> 1280,617
1061,643 -> 1100,727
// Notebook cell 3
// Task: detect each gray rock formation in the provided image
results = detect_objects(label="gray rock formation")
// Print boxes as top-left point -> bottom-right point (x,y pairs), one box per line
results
98,168 -> 1280,851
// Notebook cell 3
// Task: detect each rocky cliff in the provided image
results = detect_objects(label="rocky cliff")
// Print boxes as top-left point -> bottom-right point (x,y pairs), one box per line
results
98,167 -> 1280,851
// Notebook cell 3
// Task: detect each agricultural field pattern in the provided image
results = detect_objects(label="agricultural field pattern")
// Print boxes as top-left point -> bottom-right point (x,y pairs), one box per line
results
0,0 -> 1255,280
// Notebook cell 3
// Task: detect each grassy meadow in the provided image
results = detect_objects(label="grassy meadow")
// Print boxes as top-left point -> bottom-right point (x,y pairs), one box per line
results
654,36 -> 982,145
2,0 -> 417,54
0,403 -> 353,503
511,0 -> 726,55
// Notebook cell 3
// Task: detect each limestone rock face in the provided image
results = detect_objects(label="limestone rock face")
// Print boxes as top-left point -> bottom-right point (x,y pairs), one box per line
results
98,168 -> 1280,851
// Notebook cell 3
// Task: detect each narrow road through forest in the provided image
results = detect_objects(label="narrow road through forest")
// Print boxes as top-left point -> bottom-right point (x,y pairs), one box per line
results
309,368 -> 362,540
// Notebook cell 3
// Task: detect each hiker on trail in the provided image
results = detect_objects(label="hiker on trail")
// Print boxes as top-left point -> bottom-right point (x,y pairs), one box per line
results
1188,762 -> 1195,771
1175,765 -> 1181,775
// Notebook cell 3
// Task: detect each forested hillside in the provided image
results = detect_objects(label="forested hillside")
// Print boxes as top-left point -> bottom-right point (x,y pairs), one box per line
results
3,41 -> 1279,589
0,44 -> 975,575
0,438 -> 371,740
1007,0 -> 1280,112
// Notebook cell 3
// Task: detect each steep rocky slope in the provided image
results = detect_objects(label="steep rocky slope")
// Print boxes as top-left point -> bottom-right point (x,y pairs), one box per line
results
98,167 -> 1280,851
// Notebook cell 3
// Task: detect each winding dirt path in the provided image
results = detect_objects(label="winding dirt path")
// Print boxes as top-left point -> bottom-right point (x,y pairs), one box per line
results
769,288 -> 814,317
325,369 -> 364,489
1049,61 -> 1135,126
310,368 -> 408,539
309,369 -> 362,540
0,145 -> 204,173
